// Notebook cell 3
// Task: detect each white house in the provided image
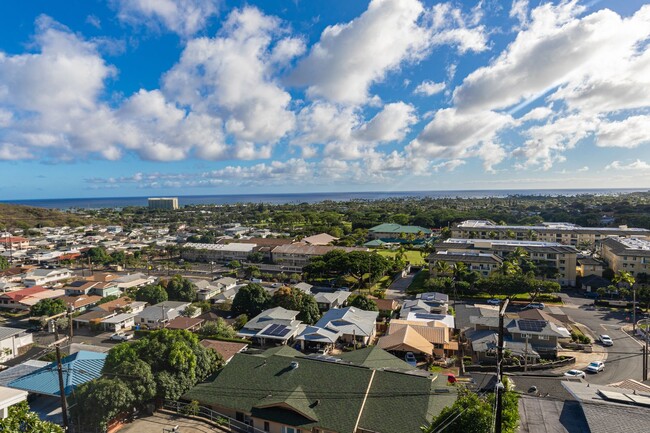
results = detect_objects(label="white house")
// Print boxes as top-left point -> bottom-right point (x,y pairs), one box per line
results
136,301 -> 190,329
101,313 -> 136,332
0,327 -> 33,363
22,268 -> 72,287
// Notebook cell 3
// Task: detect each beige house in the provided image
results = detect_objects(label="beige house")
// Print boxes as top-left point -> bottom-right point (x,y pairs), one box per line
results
429,250 -> 502,277
270,243 -> 368,272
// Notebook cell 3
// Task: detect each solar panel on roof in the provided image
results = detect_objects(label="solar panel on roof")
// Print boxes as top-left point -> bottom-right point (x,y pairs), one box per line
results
518,320 -> 546,332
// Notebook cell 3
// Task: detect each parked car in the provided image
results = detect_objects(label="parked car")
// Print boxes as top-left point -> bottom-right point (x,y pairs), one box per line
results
586,361 -> 605,373
564,369 -> 586,378
486,299 -> 501,306
583,291 -> 599,299
599,335 -> 614,346
523,302 -> 545,310
404,352 -> 417,367
110,333 -> 133,342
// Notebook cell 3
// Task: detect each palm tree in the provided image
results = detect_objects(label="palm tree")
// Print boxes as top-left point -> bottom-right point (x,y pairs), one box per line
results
505,230 -> 516,240
452,262 -> 467,281
613,270 -> 637,331
526,229 -> 538,241
435,261 -> 452,277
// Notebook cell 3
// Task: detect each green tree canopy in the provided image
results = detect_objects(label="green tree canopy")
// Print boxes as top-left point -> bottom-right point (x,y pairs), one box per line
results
349,294 -> 378,311
304,250 -> 392,288
0,256 -> 9,271
30,298 -> 66,317
136,284 -> 168,305
232,283 -> 271,317
199,318 -> 237,339
164,274 -> 197,302
271,286 -> 321,324
0,401 -> 63,433
72,378 -> 135,431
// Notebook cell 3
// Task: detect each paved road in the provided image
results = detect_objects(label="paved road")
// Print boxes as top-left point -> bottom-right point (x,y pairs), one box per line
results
385,273 -> 413,300
559,292 -> 645,384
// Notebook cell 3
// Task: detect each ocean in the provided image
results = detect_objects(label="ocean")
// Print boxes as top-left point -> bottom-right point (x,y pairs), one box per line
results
1,188 -> 647,210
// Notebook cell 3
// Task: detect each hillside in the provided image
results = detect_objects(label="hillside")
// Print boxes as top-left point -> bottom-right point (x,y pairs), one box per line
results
0,203 -> 96,230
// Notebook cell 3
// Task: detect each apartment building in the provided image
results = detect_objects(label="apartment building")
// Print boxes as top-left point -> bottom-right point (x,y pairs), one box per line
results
429,250 -> 503,277
270,243 -> 369,272
147,197 -> 179,210
182,242 -> 256,263
600,236 -> 650,276
432,238 -> 578,286
452,220 -> 649,247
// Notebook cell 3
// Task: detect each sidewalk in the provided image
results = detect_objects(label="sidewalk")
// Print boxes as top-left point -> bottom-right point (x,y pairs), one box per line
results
557,345 -> 607,371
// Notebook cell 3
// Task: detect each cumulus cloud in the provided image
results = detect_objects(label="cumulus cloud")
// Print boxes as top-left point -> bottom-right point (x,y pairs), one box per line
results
432,159 -> 465,172
113,0 -> 220,37
509,0 -> 529,28
413,80 -> 445,96
291,0 -> 486,105
595,116 -> 650,149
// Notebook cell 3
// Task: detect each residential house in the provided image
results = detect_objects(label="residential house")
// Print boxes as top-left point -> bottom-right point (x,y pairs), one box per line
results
600,236 -> 650,276
313,307 -> 379,345
64,281 -> 99,296
73,310 -> 116,329
100,313 -> 136,332
237,307 -> 304,347
166,316 -> 205,332
0,386 -> 27,419
293,282 -> 313,294
113,273 -> 155,290
506,318 -> 571,358
415,292 -> 450,314
580,274 -> 611,293
451,219 -> 650,247
93,297 -> 146,314
8,351 -> 106,397
22,268 -> 72,287
0,236 -> 29,250
200,339 -> 248,364
399,300 -> 455,328
379,319 -> 455,359
295,326 -> 341,353
61,295 -> 102,313
213,277 -> 238,290
0,327 -> 34,363
184,346 -> 456,433
91,282 -> 122,298
374,298 -> 399,317
136,301 -> 191,329
313,291 -> 350,311
192,279 -> 222,301
0,360 -> 48,387
0,286 -> 66,311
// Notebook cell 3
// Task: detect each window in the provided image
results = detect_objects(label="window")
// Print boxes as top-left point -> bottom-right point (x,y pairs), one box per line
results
521,333 -> 532,339
264,422 -> 270,432
537,335 -> 549,340
282,428 -> 298,433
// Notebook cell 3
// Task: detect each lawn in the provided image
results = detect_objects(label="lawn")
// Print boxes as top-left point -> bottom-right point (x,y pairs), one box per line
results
406,270 -> 430,294
376,249 -> 426,266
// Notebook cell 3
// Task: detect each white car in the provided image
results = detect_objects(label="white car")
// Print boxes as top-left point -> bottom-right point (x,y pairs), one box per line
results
110,333 -> 133,342
564,369 -> 586,379
586,361 -> 605,373
599,335 -> 613,346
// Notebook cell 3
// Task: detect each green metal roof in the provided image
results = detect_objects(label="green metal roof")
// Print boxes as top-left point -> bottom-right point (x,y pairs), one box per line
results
338,346 -> 414,370
369,224 -> 432,235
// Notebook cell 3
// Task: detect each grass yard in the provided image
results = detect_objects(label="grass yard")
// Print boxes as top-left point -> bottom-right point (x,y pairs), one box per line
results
376,249 -> 427,266
406,270 -> 430,294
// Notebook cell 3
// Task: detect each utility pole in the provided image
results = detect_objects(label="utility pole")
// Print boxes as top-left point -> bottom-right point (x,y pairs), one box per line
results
641,318 -> 649,381
524,333 -> 529,372
67,306 -> 74,340
55,343 -> 69,432
496,298 -> 509,433
633,286 -> 637,333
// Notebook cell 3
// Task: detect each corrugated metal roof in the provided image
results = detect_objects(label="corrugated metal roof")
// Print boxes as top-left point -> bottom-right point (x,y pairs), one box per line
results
8,351 -> 106,396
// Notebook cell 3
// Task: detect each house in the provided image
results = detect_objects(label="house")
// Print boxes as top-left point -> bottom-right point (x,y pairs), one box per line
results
213,277 -> 238,290
22,268 -> 72,287
576,256 -> 606,277
61,295 -> 102,312
399,300 -> 455,328
0,286 -> 66,311
506,318 -> 571,358
64,281 -> 99,296
580,274 -> 611,293
0,386 -> 27,419
464,329 -> 540,364
136,301 -> 191,329
100,312 -> 136,332
166,316 -> 205,332
379,319 -> 455,358
8,351 -> 106,397
73,310 -> 116,329
184,346 -> 456,433
313,290 -> 350,311
415,292 -> 449,314
295,326 -> 341,353
200,339 -> 248,364
93,297 -> 146,314
0,236 -> 29,250
0,360 -> 49,387
0,327 -> 34,363
301,233 -> 338,246
313,307 -> 379,345
429,250 -> 503,277
374,298 -> 399,316
192,279 -> 222,301
237,307 -> 304,347
91,281 -> 122,298
113,273 -> 155,290
293,282 -> 313,294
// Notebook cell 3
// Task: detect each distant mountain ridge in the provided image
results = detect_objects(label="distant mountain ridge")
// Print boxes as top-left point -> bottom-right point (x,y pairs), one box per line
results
0,203 -> 96,230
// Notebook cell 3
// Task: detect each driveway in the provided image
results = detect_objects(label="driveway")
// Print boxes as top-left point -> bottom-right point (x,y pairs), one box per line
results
119,413 -> 225,433
384,274 -> 413,300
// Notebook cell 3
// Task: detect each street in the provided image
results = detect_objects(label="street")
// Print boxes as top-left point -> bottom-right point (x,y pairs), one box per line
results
559,292 -> 645,384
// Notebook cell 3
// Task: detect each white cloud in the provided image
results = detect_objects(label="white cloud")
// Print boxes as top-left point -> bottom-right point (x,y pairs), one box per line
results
432,159 -> 465,172
353,102 -> 418,143
606,160 -> 650,171
509,0 -> 529,28
114,0 -> 220,37
595,116 -> 650,149
518,106 -> 553,122
577,166 -> 589,172
413,80 -> 445,96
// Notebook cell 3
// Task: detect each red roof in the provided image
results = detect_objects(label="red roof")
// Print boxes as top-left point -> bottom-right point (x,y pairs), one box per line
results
166,316 -> 205,330
1,286 -> 47,301
200,339 -> 248,362
1,236 -> 28,244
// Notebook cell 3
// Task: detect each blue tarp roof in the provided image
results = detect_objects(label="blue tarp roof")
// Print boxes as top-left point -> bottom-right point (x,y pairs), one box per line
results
8,350 -> 107,396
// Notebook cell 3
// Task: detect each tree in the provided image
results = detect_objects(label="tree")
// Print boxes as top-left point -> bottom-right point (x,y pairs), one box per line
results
199,318 -> 237,339
104,359 -> 156,402
136,284 -> 168,305
271,287 -> 321,324
30,298 -> 66,317
0,401 -> 64,432
183,304 -> 198,317
96,294 -> 120,305
349,294 -> 378,311
164,274 -> 197,302
85,246 -> 111,265
233,314 -> 248,330
303,250 -> 392,289
72,378 -> 135,431
232,283 -> 271,317
435,260 -> 452,277
0,256 -> 8,270
228,260 -> 242,269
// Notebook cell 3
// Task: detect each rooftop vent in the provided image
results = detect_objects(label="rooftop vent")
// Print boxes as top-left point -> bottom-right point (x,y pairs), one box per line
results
290,361 -> 299,370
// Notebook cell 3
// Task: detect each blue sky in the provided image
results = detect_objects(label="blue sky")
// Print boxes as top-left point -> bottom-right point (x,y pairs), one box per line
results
1,0 -> 649,199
